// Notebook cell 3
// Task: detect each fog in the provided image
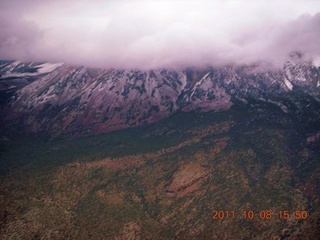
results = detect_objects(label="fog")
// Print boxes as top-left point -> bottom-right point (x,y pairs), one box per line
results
0,0 -> 319,69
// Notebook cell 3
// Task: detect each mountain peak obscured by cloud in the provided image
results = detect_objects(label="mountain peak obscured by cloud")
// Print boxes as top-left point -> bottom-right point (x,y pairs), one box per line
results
0,0 -> 319,69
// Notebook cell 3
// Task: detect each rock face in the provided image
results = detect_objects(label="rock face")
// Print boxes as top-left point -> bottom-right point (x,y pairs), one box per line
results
1,54 -> 320,138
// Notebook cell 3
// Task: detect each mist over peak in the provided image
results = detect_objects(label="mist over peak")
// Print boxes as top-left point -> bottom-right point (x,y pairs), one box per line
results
0,0 -> 319,70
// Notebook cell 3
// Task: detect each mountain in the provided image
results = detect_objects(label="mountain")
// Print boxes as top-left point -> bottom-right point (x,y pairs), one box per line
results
1,53 -> 320,138
0,55 -> 320,239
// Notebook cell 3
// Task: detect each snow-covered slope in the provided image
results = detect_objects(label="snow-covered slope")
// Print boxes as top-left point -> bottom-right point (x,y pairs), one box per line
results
1,54 -> 320,138
1,61 -> 63,78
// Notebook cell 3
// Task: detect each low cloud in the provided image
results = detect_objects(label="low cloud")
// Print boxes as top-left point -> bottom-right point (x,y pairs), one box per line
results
0,0 -> 319,69
0,11 -> 43,61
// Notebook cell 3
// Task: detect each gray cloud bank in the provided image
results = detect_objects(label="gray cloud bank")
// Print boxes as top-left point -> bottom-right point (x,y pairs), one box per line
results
0,0 -> 319,69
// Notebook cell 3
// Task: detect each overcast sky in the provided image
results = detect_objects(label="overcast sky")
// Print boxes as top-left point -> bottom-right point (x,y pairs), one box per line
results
0,0 -> 319,69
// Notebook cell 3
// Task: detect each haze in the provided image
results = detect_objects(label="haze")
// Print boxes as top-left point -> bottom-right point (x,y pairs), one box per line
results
0,0 -> 319,69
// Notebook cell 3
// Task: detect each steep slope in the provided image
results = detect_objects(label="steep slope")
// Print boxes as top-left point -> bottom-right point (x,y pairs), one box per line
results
1,54 -> 320,138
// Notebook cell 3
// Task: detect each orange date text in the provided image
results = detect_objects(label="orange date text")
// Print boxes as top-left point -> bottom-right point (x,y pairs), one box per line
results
212,210 -> 308,220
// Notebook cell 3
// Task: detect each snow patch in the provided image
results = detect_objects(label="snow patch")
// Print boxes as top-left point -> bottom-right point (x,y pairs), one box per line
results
2,62 -> 63,78
11,61 -> 21,67
37,62 -> 64,74
284,78 -> 293,90
194,72 -> 210,88
202,72 -> 210,81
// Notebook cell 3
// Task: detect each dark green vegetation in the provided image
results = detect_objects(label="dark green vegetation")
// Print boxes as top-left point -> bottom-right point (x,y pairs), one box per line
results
0,105 -> 319,239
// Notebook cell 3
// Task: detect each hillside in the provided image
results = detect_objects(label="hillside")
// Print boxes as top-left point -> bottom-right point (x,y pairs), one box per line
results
0,56 -> 320,238
1,107 -> 319,239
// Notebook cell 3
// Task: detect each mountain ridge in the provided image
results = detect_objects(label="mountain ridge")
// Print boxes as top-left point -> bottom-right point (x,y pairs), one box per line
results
1,55 -> 320,138
1,56 -> 320,239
